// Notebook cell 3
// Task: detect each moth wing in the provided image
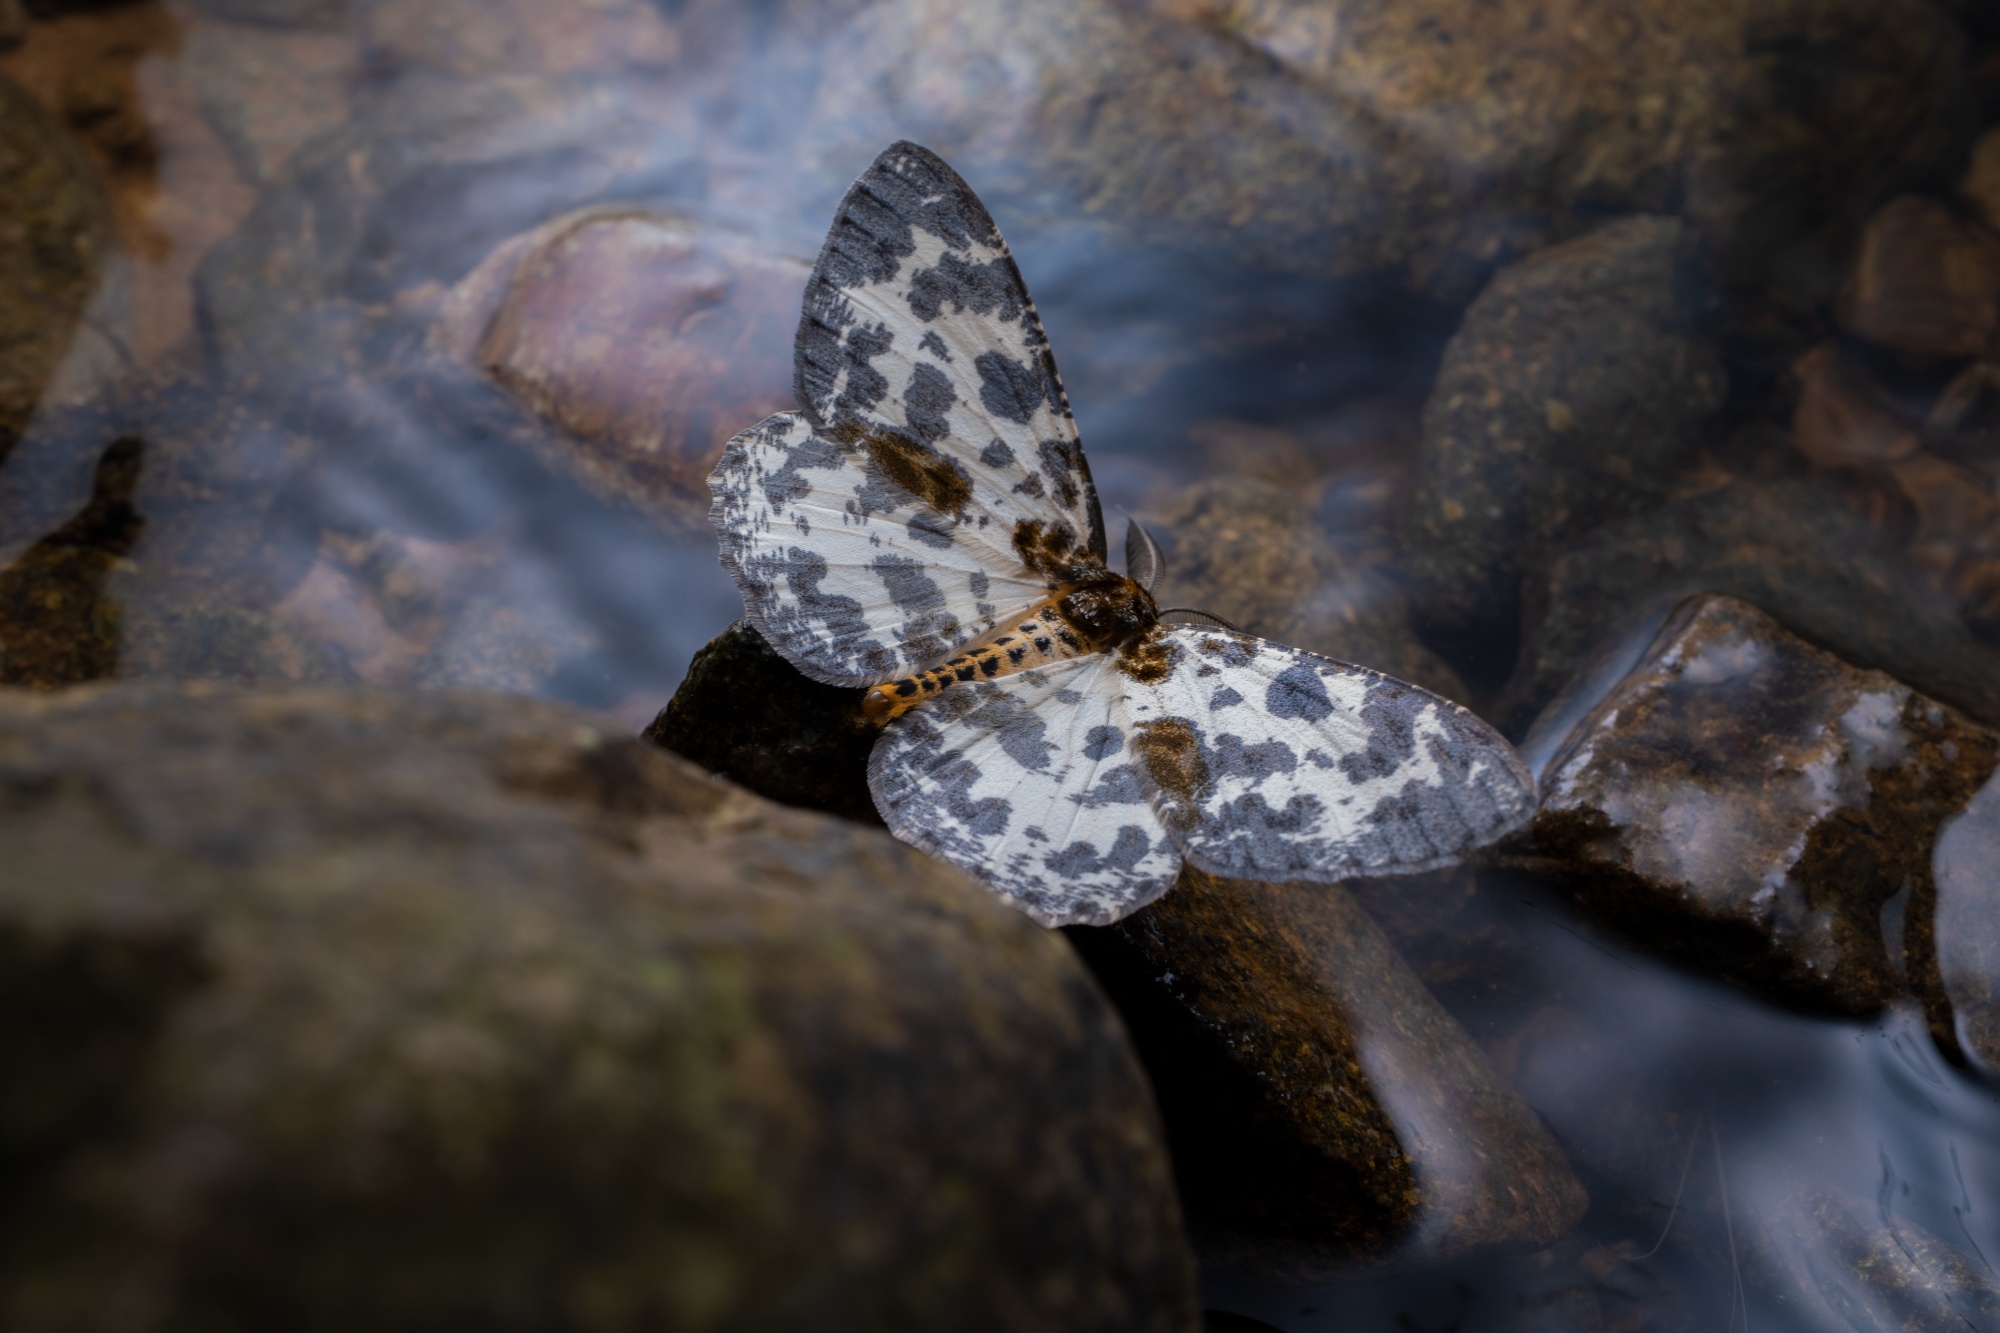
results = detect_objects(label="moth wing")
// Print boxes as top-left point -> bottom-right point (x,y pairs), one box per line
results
794,140 -> 1105,566
867,655 -> 1181,926
711,410 -> 1051,685
1115,628 -> 1535,882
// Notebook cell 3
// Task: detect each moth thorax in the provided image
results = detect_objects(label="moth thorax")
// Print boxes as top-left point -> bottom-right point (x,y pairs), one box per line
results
1052,573 -> 1158,653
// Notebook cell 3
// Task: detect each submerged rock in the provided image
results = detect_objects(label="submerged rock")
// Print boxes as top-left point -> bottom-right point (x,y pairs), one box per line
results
1766,1184 -> 2000,1332
1069,868 -> 1586,1285
1934,768 -> 2000,1074
646,620 -> 880,828
0,73 -> 111,463
1403,217 -> 1725,655
1533,594 -> 1999,1015
1148,473 -> 1467,700
804,0 -> 1963,287
439,209 -> 803,527
0,683 -> 1199,1331
1501,479 -> 2000,738
1840,196 -> 2000,361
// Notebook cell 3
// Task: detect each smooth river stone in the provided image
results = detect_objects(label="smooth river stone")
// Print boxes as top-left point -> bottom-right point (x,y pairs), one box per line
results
1533,593 -> 2000,1016
1068,868 -> 1587,1285
0,683 -> 1199,1331
1935,767 -> 2000,1074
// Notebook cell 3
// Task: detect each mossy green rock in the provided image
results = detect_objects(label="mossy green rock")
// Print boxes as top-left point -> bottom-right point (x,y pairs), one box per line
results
0,683 -> 1199,1332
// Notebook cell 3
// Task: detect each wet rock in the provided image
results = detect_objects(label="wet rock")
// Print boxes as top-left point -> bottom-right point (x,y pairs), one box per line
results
1533,594 -> 2000,1014
1149,472 -> 1467,701
184,19 -> 356,184
182,0 -> 351,27
1789,342 -> 1921,469
1766,1184 -> 2000,1332
1934,767 -> 2000,1073
1501,479 -> 2000,738
805,0 -> 1964,287
1404,218 -> 1725,654
1068,868 -> 1586,1285
0,435 -> 140,687
1840,196 -> 2000,360
413,590 -> 598,696
647,619 -> 880,828
0,73 -> 111,463
0,682 -> 1201,1331
1962,129 -> 2000,237
441,209 -> 802,527
357,0 -> 677,81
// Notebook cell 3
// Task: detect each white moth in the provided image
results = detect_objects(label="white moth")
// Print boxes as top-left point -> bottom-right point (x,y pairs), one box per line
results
709,141 -> 1534,926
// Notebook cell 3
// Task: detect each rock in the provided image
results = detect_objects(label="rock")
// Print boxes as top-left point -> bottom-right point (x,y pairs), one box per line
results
1500,479 -> 2000,738
647,620 -> 881,828
357,0 -> 677,81
0,682 -> 1200,1331
1148,471 -> 1467,702
0,0 -> 26,48
1766,1184 -> 2000,1332
1789,342 -> 1922,468
1403,217 -> 1725,654
184,19 -> 356,184
0,436 -> 140,687
451,209 -> 803,527
1840,196 -> 2000,360
1067,868 -> 1586,1285
1533,594 -> 2000,1015
1962,129 -> 2000,237
412,590 -> 598,696
1934,766 -> 2000,1073
804,0 -> 1965,288
182,0 -> 351,27
0,73 -> 111,464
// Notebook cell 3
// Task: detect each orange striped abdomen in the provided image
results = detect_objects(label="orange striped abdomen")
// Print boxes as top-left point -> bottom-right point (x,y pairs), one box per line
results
862,600 -> 1093,724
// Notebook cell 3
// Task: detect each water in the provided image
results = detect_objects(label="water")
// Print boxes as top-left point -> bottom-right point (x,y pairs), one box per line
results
3,2 -> 1998,1328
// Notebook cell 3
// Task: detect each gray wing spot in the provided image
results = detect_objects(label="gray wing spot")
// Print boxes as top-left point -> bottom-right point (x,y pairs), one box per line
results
908,251 -> 1028,324
903,362 -> 956,444
1082,724 -> 1123,760
1335,677 -> 1420,784
979,438 -> 1016,469
1266,663 -> 1333,721
976,350 -> 1048,425
919,329 -> 951,361
1209,685 -> 1244,711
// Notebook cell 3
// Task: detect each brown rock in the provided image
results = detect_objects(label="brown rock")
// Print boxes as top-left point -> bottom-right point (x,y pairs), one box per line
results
646,619 -> 881,828
0,435 -> 140,688
184,19 -> 355,184
449,210 -> 803,528
1961,128 -> 2000,237
358,0 -> 677,80
1840,196 -> 2000,360
0,682 -> 1201,1331
806,0 -> 1965,287
0,0 -> 25,48
1789,342 -> 1921,468
1934,766 -> 2000,1074
1148,470 -> 1467,702
1533,594 -> 2000,1014
1403,217 -> 1725,652
1500,479 -> 2000,739
0,72 -> 111,463
1766,1184 -> 2000,1332
1069,868 -> 1586,1284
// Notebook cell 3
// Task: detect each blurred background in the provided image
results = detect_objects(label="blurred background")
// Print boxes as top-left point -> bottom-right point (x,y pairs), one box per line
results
5,1 -> 2000,1330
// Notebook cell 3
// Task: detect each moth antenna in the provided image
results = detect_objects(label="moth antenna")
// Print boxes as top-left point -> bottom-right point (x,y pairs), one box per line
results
1157,607 -> 1242,633
1123,517 -> 1166,591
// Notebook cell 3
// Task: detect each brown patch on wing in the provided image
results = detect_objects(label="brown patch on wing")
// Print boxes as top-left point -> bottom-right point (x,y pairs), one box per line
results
1012,518 -> 1098,583
1116,626 -> 1179,684
829,418 -> 973,519
1132,718 -> 1211,829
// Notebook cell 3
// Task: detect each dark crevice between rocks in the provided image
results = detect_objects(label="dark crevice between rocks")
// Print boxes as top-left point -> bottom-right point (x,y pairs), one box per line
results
0,434 -> 144,689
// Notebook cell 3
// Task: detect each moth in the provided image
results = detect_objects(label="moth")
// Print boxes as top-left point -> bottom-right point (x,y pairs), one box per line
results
708,141 -> 1534,927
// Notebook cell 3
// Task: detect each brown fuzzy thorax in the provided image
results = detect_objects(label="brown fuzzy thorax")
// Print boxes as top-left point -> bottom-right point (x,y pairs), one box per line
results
862,574 -> 1158,724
